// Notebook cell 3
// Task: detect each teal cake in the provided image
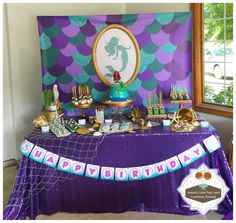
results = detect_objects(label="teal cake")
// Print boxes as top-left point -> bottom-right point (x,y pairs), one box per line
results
109,85 -> 130,102
109,71 -> 130,101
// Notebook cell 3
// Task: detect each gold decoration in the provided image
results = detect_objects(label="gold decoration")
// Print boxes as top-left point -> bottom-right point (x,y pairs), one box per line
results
128,107 -> 141,122
41,109 -> 63,122
139,119 -> 148,130
102,99 -> 134,108
125,130 -> 136,134
147,92 -> 151,108
77,127 -> 90,135
168,112 -> 182,125
92,122 -> 100,129
92,24 -> 140,87
53,100 -> 63,110
177,108 -> 197,123
33,115 -> 49,128
192,121 -> 200,127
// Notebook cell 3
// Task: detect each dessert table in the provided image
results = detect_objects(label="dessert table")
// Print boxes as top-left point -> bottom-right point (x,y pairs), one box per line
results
4,124 -> 233,220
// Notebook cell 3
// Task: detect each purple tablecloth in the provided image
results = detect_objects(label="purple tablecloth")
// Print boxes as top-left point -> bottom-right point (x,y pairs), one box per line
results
4,125 -> 233,220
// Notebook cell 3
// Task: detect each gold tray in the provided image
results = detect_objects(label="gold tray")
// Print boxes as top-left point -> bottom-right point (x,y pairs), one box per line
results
73,102 -> 93,109
170,100 -> 192,104
102,99 -> 134,108
147,114 -> 167,119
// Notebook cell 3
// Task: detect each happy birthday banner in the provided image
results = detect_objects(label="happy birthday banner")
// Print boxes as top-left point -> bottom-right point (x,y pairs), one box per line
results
19,135 -> 221,181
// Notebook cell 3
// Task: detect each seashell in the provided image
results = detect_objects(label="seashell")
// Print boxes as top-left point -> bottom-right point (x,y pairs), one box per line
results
93,131 -> 103,136
146,121 -> 152,128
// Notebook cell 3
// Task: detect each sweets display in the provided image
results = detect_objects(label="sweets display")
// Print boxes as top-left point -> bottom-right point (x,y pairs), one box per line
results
109,71 -> 130,102
49,122 -> 71,137
64,119 -> 80,133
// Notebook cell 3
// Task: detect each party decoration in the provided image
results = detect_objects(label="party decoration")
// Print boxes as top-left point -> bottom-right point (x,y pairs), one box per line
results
147,91 -> 168,119
177,108 -> 197,123
43,151 -> 59,168
33,115 -> 49,128
57,157 -> 72,172
19,140 -> 34,157
101,167 -> 115,180
72,85 -> 93,118
168,112 -> 181,125
188,144 -> 206,161
41,125 -> 50,133
201,121 -> 209,128
95,105 -> 105,124
109,71 -> 130,102
163,119 -> 171,127
77,127 -> 90,135
170,84 -> 190,101
18,135 -> 221,181
152,161 -> 168,176
141,165 -> 155,179
128,107 -> 142,122
128,167 -> 142,180
165,156 -> 181,172
71,160 -> 86,175
29,146 -> 47,163
64,119 -> 79,133
203,135 -> 221,153
85,164 -> 100,179
38,13 -> 192,115
115,168 -> 129,181
49,114 -> 71,137
42,89 -> 53,110
92,24 -> 140,87
178,150 -> 194,167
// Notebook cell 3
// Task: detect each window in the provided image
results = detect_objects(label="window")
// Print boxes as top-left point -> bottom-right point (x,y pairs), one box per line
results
191,3 -> 233,118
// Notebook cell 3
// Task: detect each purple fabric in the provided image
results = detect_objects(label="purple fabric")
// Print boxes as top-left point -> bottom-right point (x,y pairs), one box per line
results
222,211 -> 233,220
4,125 -> 233,220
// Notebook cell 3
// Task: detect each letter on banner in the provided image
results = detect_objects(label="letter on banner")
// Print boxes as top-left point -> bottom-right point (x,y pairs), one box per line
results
178,150 -> 194,167
29,146 -> 47,163
71,161 -> 85,175
19,140 -> 34,157
128,167 -> 142,180
141,165 -> 155,179
188,143 -> 206,161
203,135 -> 221,153
57,157 -> 72,172
165,156 -> 181,172
42,151 -> 59,168
85,164 -> 100,179
101,167 -> 115,180
152,161 -> 168,177
115,168 -> 129,181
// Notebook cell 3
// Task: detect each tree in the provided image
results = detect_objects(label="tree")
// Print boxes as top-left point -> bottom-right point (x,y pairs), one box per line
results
212,83 -> 233,107
204,83 -> 233,107
204,3 -> 233,41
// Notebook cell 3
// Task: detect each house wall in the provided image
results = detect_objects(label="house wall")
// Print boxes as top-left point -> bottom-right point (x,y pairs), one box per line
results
3,3 -> 126,161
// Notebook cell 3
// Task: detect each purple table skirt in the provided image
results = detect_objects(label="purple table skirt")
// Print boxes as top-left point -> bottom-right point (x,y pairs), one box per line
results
4,125 -> 233,220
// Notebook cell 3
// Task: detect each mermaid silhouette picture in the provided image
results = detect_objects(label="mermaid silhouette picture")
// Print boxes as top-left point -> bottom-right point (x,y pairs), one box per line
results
104,36 -> 131,78
92,24 -> 140,87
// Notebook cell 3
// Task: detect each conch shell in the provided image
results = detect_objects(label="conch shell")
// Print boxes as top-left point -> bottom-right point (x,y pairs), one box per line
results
33,115 -> 49,128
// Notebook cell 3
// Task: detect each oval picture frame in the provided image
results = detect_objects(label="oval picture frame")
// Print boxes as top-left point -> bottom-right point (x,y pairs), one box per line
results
92,24 -> 140,87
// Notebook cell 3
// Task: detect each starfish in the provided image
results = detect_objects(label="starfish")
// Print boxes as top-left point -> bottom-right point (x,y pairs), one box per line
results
168,112 -> 182,124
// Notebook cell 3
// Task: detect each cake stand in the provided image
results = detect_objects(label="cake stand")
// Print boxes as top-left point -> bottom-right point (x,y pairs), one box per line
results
73,102 -> 93,119
102,99 -> 134,121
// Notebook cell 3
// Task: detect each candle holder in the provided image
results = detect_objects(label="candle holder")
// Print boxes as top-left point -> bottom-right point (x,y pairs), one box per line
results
72,85 -> 94,119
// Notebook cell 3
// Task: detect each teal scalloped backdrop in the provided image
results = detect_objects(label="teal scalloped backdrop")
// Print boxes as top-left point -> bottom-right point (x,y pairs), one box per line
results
38,12 -> 192,116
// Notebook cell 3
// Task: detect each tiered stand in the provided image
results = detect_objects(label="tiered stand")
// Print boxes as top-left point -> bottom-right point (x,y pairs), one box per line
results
170,99 -> 192,109
73,102 -> 93,119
